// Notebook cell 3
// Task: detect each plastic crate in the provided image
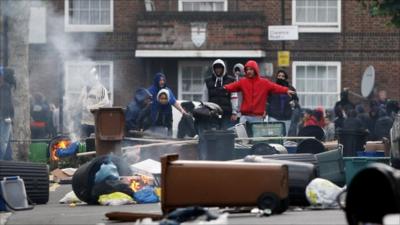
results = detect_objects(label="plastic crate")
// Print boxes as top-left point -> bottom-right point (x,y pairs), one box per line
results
247,122 -> 286,138
344,157 -> 390,185
315,148 -> 345,186
356,151 -> 385,157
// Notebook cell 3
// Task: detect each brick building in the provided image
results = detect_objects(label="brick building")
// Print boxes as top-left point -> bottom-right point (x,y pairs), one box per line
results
24,0 -> 400,115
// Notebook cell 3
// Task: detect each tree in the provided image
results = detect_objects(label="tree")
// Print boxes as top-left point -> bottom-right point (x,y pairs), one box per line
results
361,0 -> 400,27
7,0 -> 31,160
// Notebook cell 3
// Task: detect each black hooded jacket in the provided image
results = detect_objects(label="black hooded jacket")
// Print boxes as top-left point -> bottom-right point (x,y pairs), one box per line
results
125,88 -> 152,131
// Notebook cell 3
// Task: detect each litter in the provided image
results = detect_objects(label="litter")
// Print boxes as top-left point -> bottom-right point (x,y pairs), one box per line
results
59,191 -> 82,204
306,178 -> 343,209
98,192 -> 135,206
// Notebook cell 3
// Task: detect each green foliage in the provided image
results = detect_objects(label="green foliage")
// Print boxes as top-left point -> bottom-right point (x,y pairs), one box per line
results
360,0 -> 400,27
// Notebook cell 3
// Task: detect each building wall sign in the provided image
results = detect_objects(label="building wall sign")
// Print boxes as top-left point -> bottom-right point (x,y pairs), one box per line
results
191,22 -> 207,48
268,25 -> 299,41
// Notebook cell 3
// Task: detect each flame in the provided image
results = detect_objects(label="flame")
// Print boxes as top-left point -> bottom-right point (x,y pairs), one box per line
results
50,139 -> 71,161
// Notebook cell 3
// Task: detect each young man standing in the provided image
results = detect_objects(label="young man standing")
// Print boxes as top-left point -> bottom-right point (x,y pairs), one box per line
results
202,59 -> 237,129
224,60 -> 295,123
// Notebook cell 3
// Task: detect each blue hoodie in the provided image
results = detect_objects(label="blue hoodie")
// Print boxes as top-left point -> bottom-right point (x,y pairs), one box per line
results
125,88 -> 152,131
148,73 -> 177,106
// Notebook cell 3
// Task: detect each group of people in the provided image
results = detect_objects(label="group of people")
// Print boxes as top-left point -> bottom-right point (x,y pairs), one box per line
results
125,59 -> 296,138
125,58 -> 399,145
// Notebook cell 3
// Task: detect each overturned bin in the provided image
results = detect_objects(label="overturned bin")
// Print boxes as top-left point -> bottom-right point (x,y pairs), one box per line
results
340,163 -> 400,225
161,154 -> 289,214
241,155 -> 318,206
72,154 -> 132,204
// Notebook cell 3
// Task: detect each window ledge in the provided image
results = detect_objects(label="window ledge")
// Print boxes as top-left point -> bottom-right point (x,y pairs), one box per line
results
65,25 -> 113,33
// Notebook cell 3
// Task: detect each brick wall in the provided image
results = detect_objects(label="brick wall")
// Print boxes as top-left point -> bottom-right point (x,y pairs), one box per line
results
29,0 -> 400,108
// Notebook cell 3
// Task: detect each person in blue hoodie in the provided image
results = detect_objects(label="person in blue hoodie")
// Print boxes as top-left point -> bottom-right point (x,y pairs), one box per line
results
148,72 -> 187,116
125,88 -> 153,134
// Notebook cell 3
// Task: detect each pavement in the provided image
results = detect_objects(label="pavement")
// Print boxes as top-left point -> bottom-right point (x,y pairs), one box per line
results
1,183 -> 348,225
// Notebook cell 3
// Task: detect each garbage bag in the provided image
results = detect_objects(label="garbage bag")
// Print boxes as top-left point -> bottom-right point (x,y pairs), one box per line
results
305,178 -> 343,208
91,179 -> 134,204
133,186 -> 159,204
94,161 -> 119,184
59,191 -> 82,204
98,192 -> 135,206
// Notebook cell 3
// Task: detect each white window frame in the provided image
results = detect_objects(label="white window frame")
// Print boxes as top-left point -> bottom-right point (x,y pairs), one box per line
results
178,0 -> 228,12
292,0 -> 341,33
292,61 -> 341,109
64,0 -> 114,32
64,61 -> 114,105
178,61 -> 211,101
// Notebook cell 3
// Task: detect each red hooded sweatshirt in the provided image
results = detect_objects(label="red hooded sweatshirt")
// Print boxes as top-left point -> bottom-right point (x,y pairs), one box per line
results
224,60 -> 289,116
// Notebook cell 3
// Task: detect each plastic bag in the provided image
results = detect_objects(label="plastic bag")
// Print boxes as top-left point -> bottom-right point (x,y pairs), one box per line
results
305,178 -> 344,209
59,191 -> 82,204
133,186 -> 159,204
94,161 -> 119,184
98,192 -> 134,206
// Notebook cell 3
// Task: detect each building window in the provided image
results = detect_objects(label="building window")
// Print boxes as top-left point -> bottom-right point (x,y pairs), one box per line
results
179,0 -> 227,12
292,0 -> 341,33
64,0 -> 113,32
64,61 -> 114,105
178,61 -> 211,101
292,61 -> 341,109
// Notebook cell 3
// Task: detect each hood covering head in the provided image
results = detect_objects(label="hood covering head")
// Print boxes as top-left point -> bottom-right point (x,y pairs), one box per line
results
134,88 -> 152,105
153,72 -> 167,89
233,63 -> 245,78
244,60 -> 260,78
157,88 -> 170,101
211,59 -> 227,87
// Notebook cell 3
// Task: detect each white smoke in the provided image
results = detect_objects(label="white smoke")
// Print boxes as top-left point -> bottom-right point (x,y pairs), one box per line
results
30,0 -> 100,141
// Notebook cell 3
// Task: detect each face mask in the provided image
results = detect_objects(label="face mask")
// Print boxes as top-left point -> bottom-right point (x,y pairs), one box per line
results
276,79 -> 289,87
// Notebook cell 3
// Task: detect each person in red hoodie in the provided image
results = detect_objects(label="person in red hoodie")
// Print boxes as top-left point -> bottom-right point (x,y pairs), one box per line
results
224,60 -> 295,123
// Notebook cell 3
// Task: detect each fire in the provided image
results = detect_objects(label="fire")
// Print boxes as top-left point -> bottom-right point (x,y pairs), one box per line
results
50,139 -> 71,161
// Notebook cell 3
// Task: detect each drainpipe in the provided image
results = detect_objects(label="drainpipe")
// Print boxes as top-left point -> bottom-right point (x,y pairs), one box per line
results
2,0 -> 9,66
281,0 -> 285,51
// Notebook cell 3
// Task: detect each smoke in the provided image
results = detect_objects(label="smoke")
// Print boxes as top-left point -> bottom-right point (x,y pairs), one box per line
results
30,0 -> 101,141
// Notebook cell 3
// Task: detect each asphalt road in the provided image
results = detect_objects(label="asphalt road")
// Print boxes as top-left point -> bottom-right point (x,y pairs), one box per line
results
2,184 -> 348,225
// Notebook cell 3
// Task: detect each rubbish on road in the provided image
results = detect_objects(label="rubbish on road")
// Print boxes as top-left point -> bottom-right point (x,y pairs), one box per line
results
105,211 -> 163,222
51,168 -> 73,184
305,178 -> 343,209
0,160 -> 49,204
72,154 -> 132,204
159,206 -> 222,225
59,191 -> 82,204
339,163 -> 400,225
98,192 -> 135,206
0,176 -> 34,211
130,159 -> 161,176
161,154 -> 289,214
94,161 -> 119,184
133,186 -> 159,204
243,155 -> 317,206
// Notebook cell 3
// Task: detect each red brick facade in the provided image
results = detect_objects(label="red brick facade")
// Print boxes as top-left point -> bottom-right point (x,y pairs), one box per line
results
29,0 -> 400,110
